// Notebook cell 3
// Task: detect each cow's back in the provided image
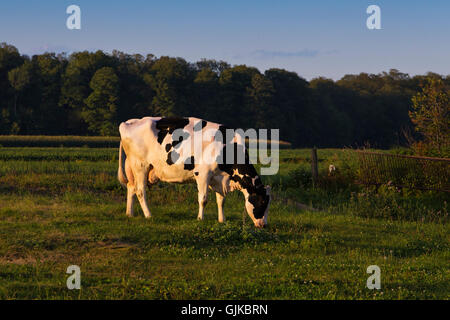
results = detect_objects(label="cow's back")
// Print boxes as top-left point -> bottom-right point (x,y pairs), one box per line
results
119,116 -> 225,183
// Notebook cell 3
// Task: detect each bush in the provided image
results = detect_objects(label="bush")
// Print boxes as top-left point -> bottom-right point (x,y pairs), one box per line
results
346,184 -> 448,222
287,166 -> 312,188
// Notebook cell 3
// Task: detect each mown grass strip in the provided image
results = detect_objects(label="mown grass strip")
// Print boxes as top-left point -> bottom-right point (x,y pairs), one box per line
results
0,136 -> 120,148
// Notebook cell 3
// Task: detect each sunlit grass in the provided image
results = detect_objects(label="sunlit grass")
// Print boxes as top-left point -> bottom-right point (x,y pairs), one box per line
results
0,147 -> 448,299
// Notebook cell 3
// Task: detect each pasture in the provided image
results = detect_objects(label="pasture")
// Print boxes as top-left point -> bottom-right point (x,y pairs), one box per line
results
0,146 -> 448,299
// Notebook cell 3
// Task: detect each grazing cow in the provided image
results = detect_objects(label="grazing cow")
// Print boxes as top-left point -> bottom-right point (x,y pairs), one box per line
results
117,116 -> 271,228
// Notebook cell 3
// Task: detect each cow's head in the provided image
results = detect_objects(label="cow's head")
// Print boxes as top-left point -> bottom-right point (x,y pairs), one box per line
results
245,185 -> 271,228
216,140 -> 271,228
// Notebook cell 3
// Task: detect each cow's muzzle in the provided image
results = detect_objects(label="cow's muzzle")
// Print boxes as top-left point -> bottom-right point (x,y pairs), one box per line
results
254,219 -> 266,228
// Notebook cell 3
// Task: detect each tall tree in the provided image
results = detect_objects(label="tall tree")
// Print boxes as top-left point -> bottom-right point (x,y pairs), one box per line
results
60,50 -> 113,133
0,43 -> 23,128
146,56 -> 195,117
112,50 -> 154,122
247,73 -> 275,129
410,78 -> 449,155
8,62 -> 31,117
218,65 -> 259,127
193,68 -> 220,121
196,59 -> 230,75
31,53 -> 66,134
265,69 -> 311,145
83,67 -> 119,136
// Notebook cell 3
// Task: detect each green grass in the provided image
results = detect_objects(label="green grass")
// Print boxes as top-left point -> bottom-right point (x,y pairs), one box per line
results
0,147 -> 448,299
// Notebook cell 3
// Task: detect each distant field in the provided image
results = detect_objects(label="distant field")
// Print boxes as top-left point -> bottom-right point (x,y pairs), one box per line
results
0,135 -> 292,148
0,135 -> 120,148
0,146 -> 448,299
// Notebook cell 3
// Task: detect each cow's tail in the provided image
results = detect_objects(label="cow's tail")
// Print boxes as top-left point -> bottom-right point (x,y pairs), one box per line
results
118,141 -> 128,187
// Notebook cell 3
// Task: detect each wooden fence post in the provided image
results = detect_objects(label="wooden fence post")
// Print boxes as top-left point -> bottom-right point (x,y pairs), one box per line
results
311,147 -> 319,188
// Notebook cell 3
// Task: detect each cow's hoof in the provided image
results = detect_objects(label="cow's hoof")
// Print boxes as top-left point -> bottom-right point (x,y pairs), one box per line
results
197,216 -> 203,221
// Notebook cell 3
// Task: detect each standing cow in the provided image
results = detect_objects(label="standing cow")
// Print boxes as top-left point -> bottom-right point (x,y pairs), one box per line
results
117,116 -> 271,228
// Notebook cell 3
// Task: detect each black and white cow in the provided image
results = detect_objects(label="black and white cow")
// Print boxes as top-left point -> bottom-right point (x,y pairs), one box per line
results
117,116 -> 271,228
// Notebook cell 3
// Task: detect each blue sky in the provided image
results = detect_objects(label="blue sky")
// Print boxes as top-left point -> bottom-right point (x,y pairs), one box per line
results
1,0 -> 449,80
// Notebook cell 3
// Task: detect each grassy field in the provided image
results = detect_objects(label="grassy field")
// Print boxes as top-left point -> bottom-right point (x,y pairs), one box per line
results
0,147 -> 448,299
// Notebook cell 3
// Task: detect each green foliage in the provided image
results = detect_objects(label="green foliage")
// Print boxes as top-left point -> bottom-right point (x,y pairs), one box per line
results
247,73 -> 275,128
0,43 -> 449,148
410,78 -> 450,156
8,61 -> 32,123
59,50 -> 113,134
287,166 -> 312,188
146,56 -> 195,117
346,186 -> 448,222
83,67 -> 120,135
8,62 -> 31,92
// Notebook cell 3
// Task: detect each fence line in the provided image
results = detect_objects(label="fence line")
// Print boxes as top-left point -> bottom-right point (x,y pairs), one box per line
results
356,150 -> 450,192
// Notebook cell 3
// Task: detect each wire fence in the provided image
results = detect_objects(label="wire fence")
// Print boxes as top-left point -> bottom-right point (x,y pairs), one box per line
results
356,151 -> 450,192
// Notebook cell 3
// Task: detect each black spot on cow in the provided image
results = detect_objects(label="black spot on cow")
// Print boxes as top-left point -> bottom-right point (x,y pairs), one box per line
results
166,150 -> 180,165
183,156 -> 195,171
216,143 -> 258,183
193,120 -> 207,132
165,143 -> 172,152
156,117 -> 189,144
171,135 -> 183,149
171,131 -> 190,149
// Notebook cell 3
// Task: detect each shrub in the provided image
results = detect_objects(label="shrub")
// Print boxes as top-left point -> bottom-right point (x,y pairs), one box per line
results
346,184 -> 448,222
287,166 -> 312,189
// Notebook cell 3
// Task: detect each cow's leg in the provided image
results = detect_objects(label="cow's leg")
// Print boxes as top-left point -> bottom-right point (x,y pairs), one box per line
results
134,167 -> 152,219
195,174 -> 211,221
126,183 -> 136,217
125,158 -> 136,217
216,192 -> 225,223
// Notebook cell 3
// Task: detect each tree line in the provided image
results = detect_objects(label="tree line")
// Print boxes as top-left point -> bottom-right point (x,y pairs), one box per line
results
1,42 -> 448,148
